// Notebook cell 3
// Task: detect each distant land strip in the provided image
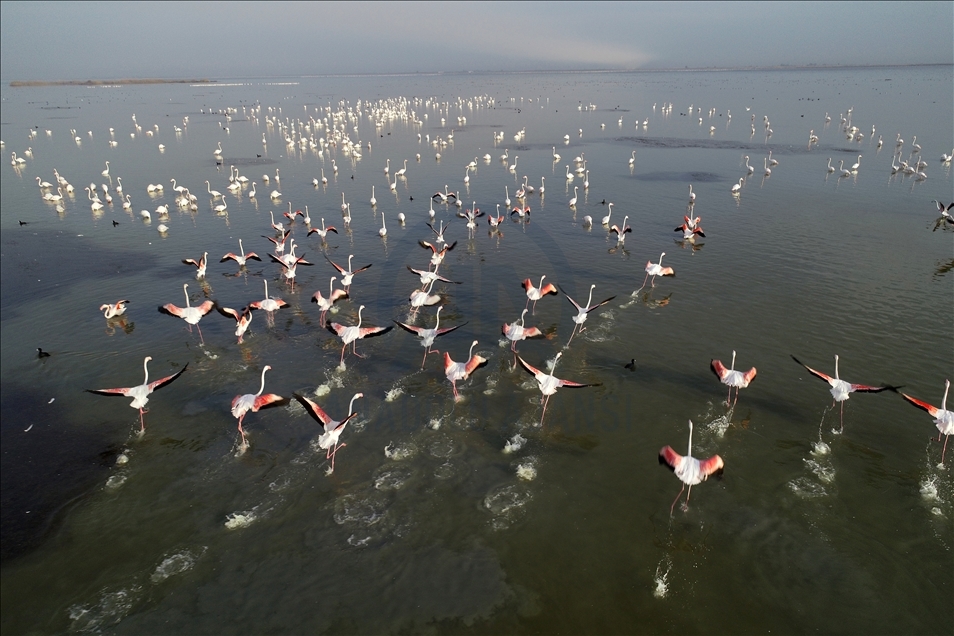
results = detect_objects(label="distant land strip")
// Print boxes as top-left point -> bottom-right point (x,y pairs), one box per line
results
9,79 -> 214,87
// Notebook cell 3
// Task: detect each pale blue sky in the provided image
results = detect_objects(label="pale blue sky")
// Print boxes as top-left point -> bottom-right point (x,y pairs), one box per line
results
2,1 -> 951,80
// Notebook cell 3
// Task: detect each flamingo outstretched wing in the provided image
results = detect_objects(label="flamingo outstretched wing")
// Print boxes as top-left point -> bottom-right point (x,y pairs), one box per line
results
899,392 -> 940,418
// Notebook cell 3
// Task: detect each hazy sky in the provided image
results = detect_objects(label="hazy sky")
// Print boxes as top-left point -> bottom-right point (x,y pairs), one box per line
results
2,1 -> 951,80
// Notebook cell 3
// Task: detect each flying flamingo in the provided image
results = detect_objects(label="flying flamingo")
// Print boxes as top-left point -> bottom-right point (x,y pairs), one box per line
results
395,306 -> 465,369
444,340 -> 487,400
658,420 -> 724,514
791,355 -> 894,432
516,352 -> 598,426
182,251 -> 208,279
326,305 -> 393,364
898,379 -> 953,464
419,240 -> 457,267
295,392 -> 364,473
560,284 -> 616,344
638,253 -> 674,291
263,230 -> 290,256
87,356 -> 187,433
406,264 -> 460,287
711,350 -> 757,407
522,275 -> 558,314
268,251 -> 312,290
218,305 -> 253,344
248,279 -> 288,324
100,299 -> 130,319
409,280 -> 442,310
502,308 -> 544,353
307,218 -> 338,241
220,239 -> 261,268
158,284 -> 215,343
311,277 -> 349,324
325,254 -> 372,292
231,365 -> 283,452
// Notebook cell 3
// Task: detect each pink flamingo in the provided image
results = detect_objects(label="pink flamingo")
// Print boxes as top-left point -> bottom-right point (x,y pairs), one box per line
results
395,306 -> 466,369
218,305 -> 253,344
502,308 -> 544,353
899,379 -> 954,464
99,299 -> 130,319
158,283 -> 214,343
326,305 -> 393,364
231,365 -> 283,451
295,392 -> 363,473
638,252 -> 674,291
560,284 -> 615,344
87,356 -> 187,432
182,251 -> 208,279
311,276 -> 349,325
659,420 -> 724,514
220,239 -> 261,268
325,254 -> 372,292
522,275 -> 558,314
792,355 -> 895,432
516,352 -> 597,426
711,350 -> 757,407
444,340 -> 487,400
248,279 -> 289,325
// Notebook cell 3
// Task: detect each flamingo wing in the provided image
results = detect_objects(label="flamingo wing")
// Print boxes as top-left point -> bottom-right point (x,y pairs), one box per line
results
698,454 -> 725,477
147,364 -> 188,392
327,322 -> 349,337
218,306 -> 242,321
710,359 -> 731,382
464,354 -> 488,375
87,386 -> 134,397
252,393 -> 284,412
182,258 -> 200,268
395,321 -> 425,336
556,377 -> 597,389
515,355 -> 545,379
220,253 -> 239,263
846,382 -> 895,394
158,303 -> 186,318
658,446 -> 684,471
589,296 -> 617,312
294,393 -> 336,426
324,255 -> 346,274
357,324 -> 393,339
196,301 -> 215,316
558,286 -> 583,311
790,355 -> 835,384
899,392 -> 940,418
434,322 -> 466,337
350,263 -> 373,275
419,240 -> 437,253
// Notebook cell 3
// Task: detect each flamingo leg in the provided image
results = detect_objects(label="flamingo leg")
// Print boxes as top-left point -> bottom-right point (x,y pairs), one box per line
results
340,345 -> 347,365
684,484 -> 693,510
329,442 -> 346,472
540,395 -> 550,426
452,381 -> 459,400
352,342 -> 366,358
839,402 -> 844,433
237,416 -> 247,449
637,273 -> 650,293
670,484 -> 686,516
196,323 -> 205,345
138,408 -> 146,433
941,435 -> 949,465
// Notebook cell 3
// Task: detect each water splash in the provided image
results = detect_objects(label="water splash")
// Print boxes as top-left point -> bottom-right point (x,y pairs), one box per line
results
385,387 -> 404,402
503,434 -> 527,454
68,585 -> 143,632
225,509 -> 259,529
384,441 -> 418,460
150,547 -> 207,583
516,459 -> 537,481
653,557 -> 672,599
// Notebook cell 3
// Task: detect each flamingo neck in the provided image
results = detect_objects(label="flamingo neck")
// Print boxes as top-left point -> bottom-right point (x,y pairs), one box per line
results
943,381 -> 950,410
586,286 -> 595,308
183,285 -> 191,308
256,367 -> 269,396
730,351 -> 737,371
834,356 -> 840,380
356,306 -> 364,328
687,421 -> 694,456
143,358 -> 151,384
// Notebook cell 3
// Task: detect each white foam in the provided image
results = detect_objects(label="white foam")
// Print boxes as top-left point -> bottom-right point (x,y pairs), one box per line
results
314,383 -> 331,397
428,417 -> 442,430
516,462 -> 537,481
385,387 -> 404,402
224,511 -> 257,529
105,474 -> 127,490
150,547 -> 206,583
653,558 -> 672,599
919,476 -> 938,500
384,442 -> 417,460
503,434 -> 527,454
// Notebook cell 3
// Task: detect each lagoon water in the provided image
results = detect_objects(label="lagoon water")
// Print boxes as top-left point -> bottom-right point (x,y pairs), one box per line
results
1,67 -> 952,634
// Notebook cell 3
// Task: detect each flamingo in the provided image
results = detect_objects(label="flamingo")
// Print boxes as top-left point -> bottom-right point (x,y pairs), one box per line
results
220,239 -> 261,268
100,299 -> 130,319
610,215 -> 632,245
850,154 -> 862,172
87,356 -> 187,433
711,350 -> 757,407
791,355 -> 894,432
516,352 -> 597,426
744,155 -> 754,174
639,253 -> 674,290
101,161 -> 110,177
205,180 -> 222,199
419,240 -> 456,267
263,230 -> 290,257
768,150 -> 778,166
248,279 -> 288,323
325,254 -> 372,292
268,251 -> 312,290
763,157 -> 772,177
688,184 -> 696,203
395,306 -> 465,369
659,420 -> 724,514
504,186 -> 511,208
931,200 -> 954,231
326,305 -> 393,364
560,284 -> 616,344
568,186 -> 579,208
218,305 -> 253,344
838,160 -> 851,178
231,365 -> 283,451
899,379 -> 954,464
601,202 -> 614,226
307,218 -> 338,241
181,252 -> 208,279
502,309 -> 544,353
629,150 -> 636,166
826,158 -> 835,173
539,176 -> 545,195
294,392 -> 364,473
395,159 -> 408,177
158,284 -> 215,343
408,280 -> 441,309
370,185 -> 377,207
523,275 -> 558,314
378,211 -> 387,238
444,340 -> 487,400
311,277 -> 349,324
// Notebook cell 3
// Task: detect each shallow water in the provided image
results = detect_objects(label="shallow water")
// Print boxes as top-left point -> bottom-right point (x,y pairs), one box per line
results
1,67 -> 952,634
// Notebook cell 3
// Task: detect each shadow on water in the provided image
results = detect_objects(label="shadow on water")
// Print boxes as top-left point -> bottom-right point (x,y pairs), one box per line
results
0,381 -> 115,564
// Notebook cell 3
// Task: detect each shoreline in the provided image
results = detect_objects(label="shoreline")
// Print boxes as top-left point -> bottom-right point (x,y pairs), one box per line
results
8,78 -> 214,87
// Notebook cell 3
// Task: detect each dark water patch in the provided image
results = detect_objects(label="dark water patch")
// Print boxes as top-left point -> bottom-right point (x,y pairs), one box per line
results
0,229 -> 158,319
632,171 -> 724,183
0,381 -> 113,563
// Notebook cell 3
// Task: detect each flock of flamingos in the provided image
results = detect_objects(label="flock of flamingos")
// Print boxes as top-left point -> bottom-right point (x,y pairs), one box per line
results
12,93 -> 953,514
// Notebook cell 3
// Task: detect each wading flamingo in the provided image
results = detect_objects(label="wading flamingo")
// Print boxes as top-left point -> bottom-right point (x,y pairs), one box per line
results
87,356 -> 187,432
659,420 -> 724,514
